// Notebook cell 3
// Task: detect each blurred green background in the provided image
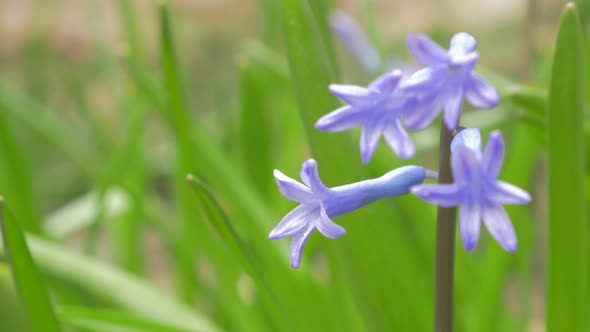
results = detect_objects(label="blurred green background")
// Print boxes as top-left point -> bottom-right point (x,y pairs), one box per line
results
0,0 -> 588,331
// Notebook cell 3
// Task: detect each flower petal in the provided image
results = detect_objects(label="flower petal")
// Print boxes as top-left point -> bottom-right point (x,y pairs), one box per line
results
442,85 -> 464,130
450,32 -> 477,53
482,203 -> 517,252
315,106 -> 368,132
300,159 -> 330,197
464,72 -> 499,109
268,204 -> 319,240
406,34 -> 450,67
368,70 -> 403,94
274,169 -> 315,204
482,130 -> 504,179
403,93 -> 441,130
316,208 -> 346,239
490,181 -> 531,205
360,115 -> 384,164
451,128 -> 482,153
289,222 -> 316,269
459,199 -> 482,251
400,67 -> 443,93
411,183 -> 461,207
383,119 -> 415,159
329,84 -> 373,107
451,144 -> 481,184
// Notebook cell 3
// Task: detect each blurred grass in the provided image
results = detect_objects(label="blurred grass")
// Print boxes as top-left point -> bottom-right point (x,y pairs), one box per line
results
0,0 -> 585,331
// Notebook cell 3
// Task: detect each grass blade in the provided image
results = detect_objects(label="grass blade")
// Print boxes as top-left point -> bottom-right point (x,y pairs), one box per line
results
0,197 -> 62,332
546,3 -> 588,331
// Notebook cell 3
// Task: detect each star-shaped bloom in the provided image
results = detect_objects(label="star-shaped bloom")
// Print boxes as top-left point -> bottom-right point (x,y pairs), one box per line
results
315,70 -> 418,163
401,33 -> 500,131
270,159 -> 425,268
411,129 -> 531,252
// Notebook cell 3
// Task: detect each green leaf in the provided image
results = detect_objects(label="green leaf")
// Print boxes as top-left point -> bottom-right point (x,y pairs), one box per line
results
0,198 -> 62,332
546,3 -> 588,332
0,233 -> 222,332
58,306 -> 193,332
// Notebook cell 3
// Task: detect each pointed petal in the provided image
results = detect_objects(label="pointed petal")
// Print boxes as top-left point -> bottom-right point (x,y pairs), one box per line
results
411,183 -> 461,207
360,115 -> 384,164
482,204 -> 517,252
268,204 -> 319,240
465,73 -> 500,109
451,144 -> 481,183
329,84 -> 372,107
400,67 -> 443,93
451,128 -> 482,153
482,130 -> 504,179
368,70 -> 403,94
316,208 -> 346,239
289,222 -> 316,269
383,119 -> 415,159
490,181 -> 531,205
274,169 -> 315,204
315,106 -> 368,132
459,199 -> 482,251
442,86 -> 464,130
300,159 -> 330,196
403,94 -> 442,130
406,34 -> 450,67
450,32 -> 477,53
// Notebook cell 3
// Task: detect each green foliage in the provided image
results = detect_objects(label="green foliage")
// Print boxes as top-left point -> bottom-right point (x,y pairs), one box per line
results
0,0 -> 585,331
546,3 -> 588,332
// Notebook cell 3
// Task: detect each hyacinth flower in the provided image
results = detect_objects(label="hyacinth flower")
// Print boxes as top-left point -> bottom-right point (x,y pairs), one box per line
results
316,70 -> 419,163
401,33 -> 500,131
411,128 -> 531,252
269,159 -> 426,268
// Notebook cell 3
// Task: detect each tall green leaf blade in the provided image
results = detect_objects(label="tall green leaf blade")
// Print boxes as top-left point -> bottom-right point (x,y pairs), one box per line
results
546,3 -> 588,332
0,198 -> 62,332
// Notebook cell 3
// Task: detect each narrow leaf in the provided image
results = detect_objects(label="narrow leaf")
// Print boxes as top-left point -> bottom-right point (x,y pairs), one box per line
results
0,198 -> 62,332
546,3 -> 588,332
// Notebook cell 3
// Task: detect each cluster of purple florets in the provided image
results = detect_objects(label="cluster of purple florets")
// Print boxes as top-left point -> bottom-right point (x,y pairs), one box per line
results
269,33 -> 531,269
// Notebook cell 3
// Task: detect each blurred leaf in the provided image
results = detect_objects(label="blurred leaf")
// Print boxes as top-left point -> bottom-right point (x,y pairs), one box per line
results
0,233 -> 222,332
0,198 -> 62,332
58,306 -> 193,332
546,3 -> 588,332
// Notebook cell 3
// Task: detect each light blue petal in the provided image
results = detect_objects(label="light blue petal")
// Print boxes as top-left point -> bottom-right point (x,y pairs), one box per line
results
329,84 -> 373,107
482,203 -> 517,252
360,115 -> 384,164
451,144 -> 481,184
459,198 -> 482,251
451,128 -> 482,153
300,159 -> 330,197
274,169 -> 316,204
482,130 -> 504,179
411,183 -> 461,207
368,70 -> 403,94
315,105 -> 369,132
289,222 -> 316,269
490,181 -> 531,205
406,34 -> 450,67
383,119 -> 415,159
316,208 -> 346,239
268,204 -> 319,240
464,72 -> 500,109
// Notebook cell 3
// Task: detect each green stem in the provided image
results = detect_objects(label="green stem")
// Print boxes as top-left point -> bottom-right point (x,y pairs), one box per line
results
434,123 -> 457,332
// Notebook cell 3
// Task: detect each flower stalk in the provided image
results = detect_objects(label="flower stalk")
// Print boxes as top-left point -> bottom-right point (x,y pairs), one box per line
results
434,122 -> 457,332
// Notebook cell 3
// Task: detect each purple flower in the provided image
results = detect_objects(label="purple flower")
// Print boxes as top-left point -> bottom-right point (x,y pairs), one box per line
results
270,159 -> 425,268
315,70 -> 418,163
401,33 -> 500,131
411,129 -> 531,252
